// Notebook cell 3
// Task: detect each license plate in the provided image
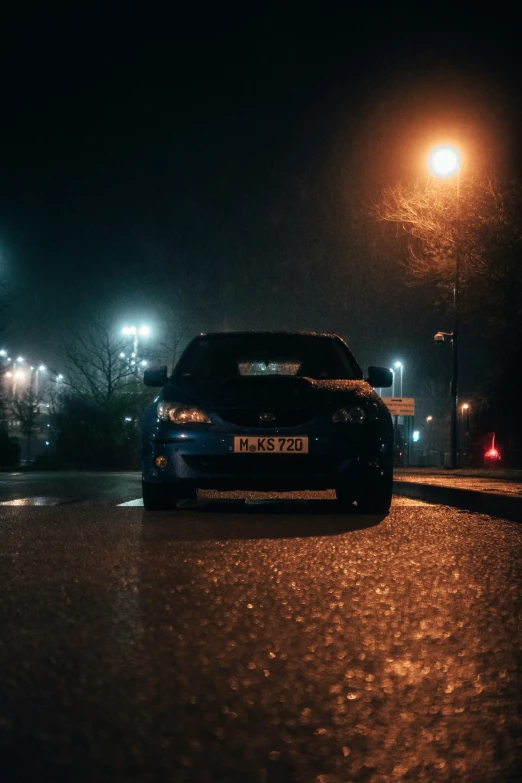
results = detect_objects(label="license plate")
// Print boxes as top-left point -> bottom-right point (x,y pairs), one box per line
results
233,436 -> 309,454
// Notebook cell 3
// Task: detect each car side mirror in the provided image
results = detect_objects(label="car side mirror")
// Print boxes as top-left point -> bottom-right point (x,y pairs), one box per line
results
143,366 -> 168,387
366,366 -> 393,388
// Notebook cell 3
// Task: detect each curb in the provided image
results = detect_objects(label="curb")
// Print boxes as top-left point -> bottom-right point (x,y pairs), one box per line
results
393,480 -> 522,523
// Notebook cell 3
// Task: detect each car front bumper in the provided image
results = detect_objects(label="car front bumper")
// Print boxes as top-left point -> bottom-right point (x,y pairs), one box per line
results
142,427 -> 392,491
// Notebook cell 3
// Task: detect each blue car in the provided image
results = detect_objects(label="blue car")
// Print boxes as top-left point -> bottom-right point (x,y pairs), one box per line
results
142,331 -> 393,512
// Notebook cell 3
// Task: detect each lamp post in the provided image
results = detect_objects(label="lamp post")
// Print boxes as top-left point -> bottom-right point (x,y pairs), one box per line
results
461,403 -> 470,459
426,415 -> 433,462
429,145 -> 461,469
121,325 -> 151,371
35,364 -> 46,395
393,361 -> 403,397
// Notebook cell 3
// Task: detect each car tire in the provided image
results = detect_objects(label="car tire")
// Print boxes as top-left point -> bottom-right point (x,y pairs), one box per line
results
356,466 -> 393,514
142,481 -> 179,511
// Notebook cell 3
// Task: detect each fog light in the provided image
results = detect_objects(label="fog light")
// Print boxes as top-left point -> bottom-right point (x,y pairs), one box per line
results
154,455 -> 169,469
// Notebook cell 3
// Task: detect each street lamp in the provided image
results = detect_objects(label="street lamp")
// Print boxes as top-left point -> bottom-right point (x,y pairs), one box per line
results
121,325 -> 150,362
429,144 -> 461,469
13,370 -> 25,396
426,415 -> 433,460
34,364 -> 47,395
393,361 -> 403,396
461,402 -> 470,446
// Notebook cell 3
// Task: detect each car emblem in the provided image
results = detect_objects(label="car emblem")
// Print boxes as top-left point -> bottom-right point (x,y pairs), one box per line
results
260,412 -> 275,423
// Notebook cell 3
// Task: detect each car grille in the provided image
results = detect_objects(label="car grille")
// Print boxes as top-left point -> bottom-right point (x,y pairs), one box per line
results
215,408 -> 316,428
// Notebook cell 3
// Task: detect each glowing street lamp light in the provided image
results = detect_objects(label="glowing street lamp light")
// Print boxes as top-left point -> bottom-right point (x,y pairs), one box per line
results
428,145 -> 461,178
429,144 -> 462,469
121,324 -> 150,360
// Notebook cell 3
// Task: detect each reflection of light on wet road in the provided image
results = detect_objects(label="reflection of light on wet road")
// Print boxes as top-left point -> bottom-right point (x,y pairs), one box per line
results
0,497 -> 69,506
119,495 -> 431,508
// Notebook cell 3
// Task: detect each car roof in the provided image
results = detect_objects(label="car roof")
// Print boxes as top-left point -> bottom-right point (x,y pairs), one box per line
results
197,331 -> 345,341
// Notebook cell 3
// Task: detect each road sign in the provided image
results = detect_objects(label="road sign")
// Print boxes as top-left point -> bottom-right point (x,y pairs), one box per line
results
382,397 -> 415,416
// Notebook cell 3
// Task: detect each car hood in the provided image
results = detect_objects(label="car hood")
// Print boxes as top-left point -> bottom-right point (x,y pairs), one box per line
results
161,376 -> 378,408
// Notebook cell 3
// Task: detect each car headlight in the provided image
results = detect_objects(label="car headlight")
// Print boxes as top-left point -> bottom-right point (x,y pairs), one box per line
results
332,406 -> 367,424
157,402 -> 211,424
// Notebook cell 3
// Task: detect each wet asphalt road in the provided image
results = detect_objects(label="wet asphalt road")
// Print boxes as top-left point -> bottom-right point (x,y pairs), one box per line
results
1,472 -> 521,783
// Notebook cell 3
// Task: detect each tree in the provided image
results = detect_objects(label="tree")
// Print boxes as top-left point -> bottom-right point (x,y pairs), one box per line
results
12,382 -> 42,462
51,320 -> 156,469
373,172 -> 522,341
373,171 -> 522,464
63,321 -> 136,402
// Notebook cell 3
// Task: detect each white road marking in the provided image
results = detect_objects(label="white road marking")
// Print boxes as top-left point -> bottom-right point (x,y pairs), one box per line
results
0,497 -> 71,507
117,498 -> 198,508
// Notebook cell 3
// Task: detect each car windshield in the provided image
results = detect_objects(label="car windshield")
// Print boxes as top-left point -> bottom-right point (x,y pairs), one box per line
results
173,334 -> 362,380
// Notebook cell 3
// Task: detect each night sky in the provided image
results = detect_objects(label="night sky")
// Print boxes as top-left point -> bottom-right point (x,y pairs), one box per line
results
1,3 -> 520,398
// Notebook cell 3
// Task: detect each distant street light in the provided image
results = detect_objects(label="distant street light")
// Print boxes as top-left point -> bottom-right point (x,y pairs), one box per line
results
461,403 -> 471,448
393,361 -> 404,396
121,324 -> 150,361
13,370 -> 25,396
426,416 -> 434,461
429,144 -> 461,469
35,364 -> 47,394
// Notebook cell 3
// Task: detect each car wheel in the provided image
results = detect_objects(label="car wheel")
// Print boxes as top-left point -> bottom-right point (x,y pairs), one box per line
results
142,481 -> 179,511
356,467 -> 393,514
